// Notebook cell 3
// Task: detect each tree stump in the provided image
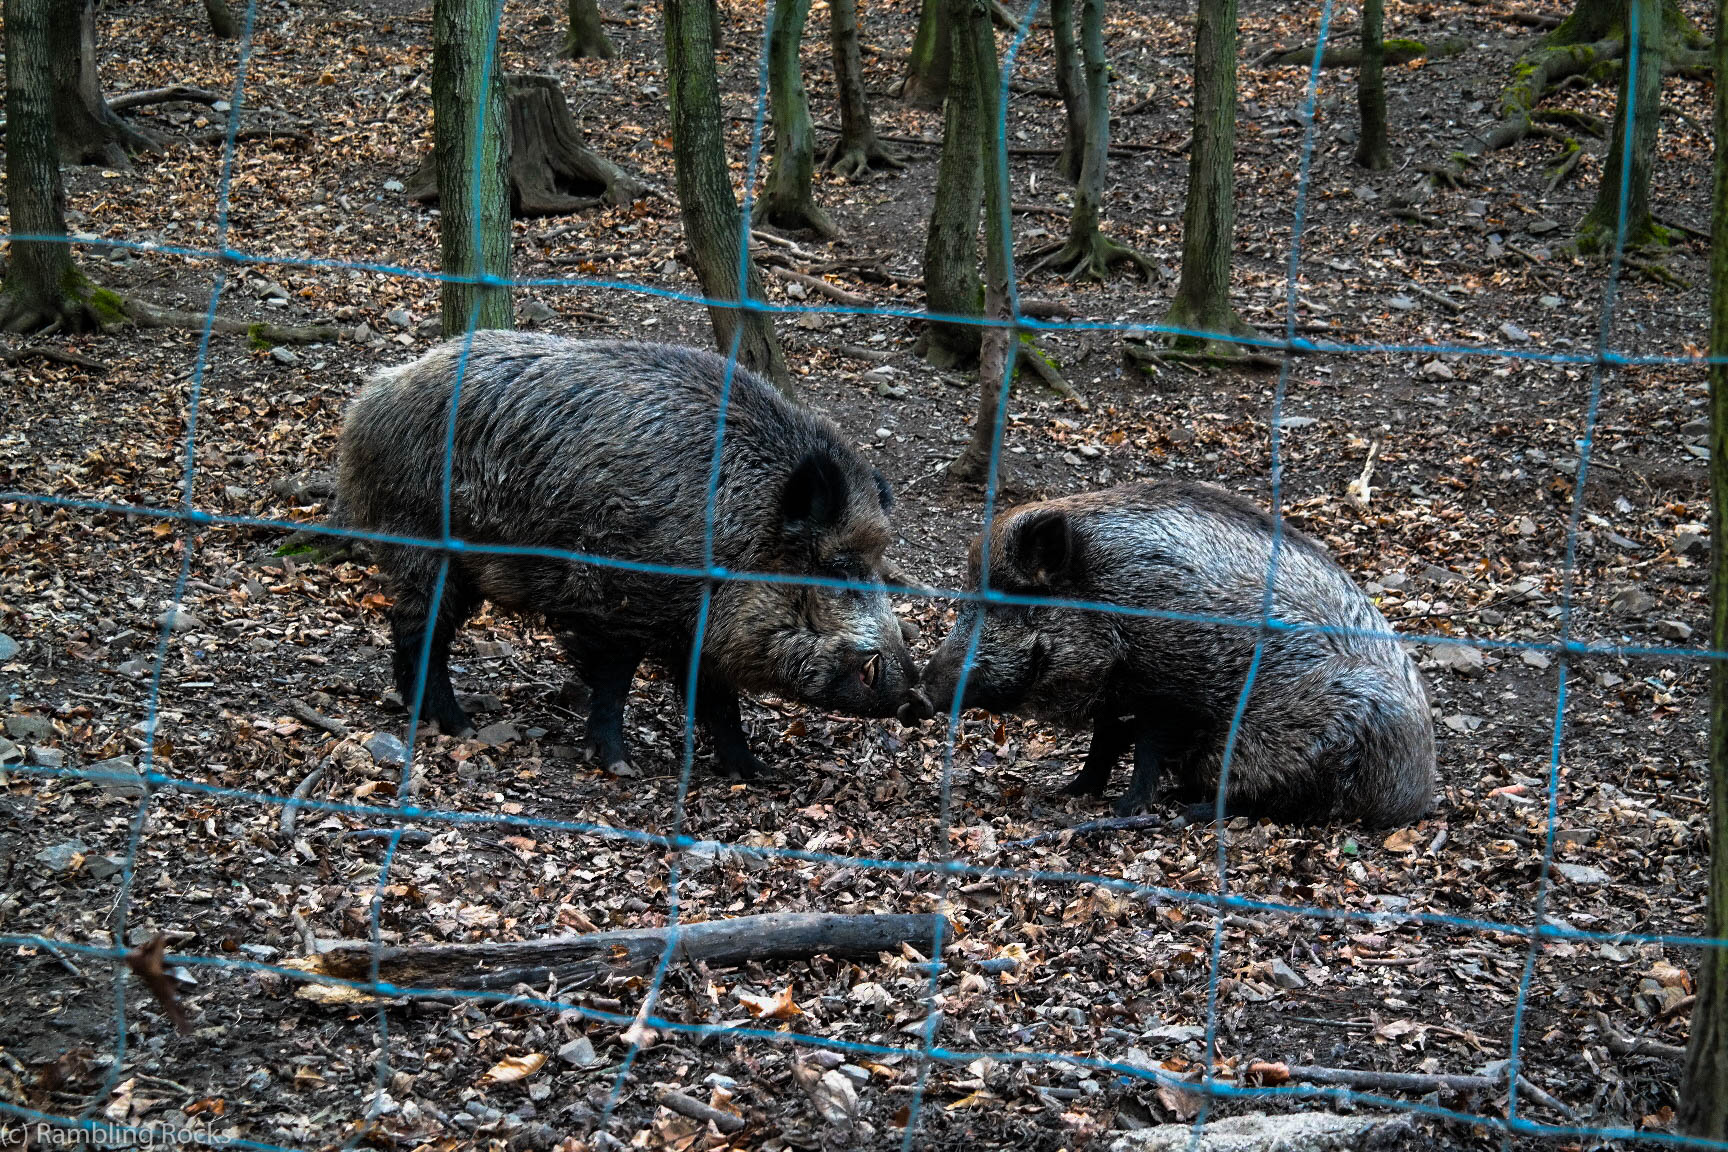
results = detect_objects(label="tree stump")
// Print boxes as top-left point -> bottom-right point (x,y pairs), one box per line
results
407,73 -> 646,216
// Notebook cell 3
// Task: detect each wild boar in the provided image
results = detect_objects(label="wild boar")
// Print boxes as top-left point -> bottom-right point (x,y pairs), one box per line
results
906,482 -> 1435,825
337,332 -> 917,778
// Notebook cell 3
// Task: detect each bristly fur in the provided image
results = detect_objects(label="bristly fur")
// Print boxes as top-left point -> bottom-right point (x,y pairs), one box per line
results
915,482 -> 1436,826
337,332 -> 917,778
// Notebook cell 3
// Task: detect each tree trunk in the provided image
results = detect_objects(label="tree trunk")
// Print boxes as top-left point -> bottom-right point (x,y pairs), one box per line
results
0,0 -> 105,333
663,0 -> 791,392
408,75 -> 647,215
949,0 -> 1015,487
824,0 -> 905,177
1548,0 -> 1702,48
1050,0 -> 1087,183
1163,0 -> 1253,350
1354,0 -> 1390,168
1678,0 -> 1728,1134
757,0 -> 841,238
903,0 -> 952,108
565,0 -> 618,58
1577,0 -> 1664,252
432,0 -> 514,338
204,0 -> 238,38
1034,0 -> 1154,281
920,0 -> 986,370
53,0 -> 158,168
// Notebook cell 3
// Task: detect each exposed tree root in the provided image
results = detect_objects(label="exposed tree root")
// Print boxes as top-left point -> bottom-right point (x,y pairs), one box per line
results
1125,342 -> 1283,372
0,344 -> 107,371
1029,231 -> 1157,282
118,295 -> 342,344
751,194 -> 843,241
821,136 -> 907,179
1257,35 -> 1466,68
109,84 -> 225,113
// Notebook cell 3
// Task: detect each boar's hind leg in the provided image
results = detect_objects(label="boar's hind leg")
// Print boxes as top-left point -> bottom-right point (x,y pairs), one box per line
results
1066,713 -> 1133,797
1115,720 -> 1181,817
564,631 -> 642,773
389,567 -> 478,735
695,676 -> 768,780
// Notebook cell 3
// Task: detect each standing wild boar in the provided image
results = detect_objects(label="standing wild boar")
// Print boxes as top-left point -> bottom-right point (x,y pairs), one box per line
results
337,332 -> 917,778
905,482 -> 1435,826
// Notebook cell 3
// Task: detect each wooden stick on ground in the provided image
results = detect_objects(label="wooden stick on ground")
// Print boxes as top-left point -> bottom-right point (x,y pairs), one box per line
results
306,912 -> 944,991
110,85 -> 226,112
121,295 -> 342,345
286,700 -> 351,740
1248,1062 -> 1572,1117
1002,814 -> 1165,848
0,345 -> 107,372
656,1089 -> 746,1133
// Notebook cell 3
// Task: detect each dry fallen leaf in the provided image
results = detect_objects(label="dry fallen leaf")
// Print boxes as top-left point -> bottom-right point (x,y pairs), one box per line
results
737,985 -> 803,1020
125,934 -> 190,1033
1382,826 -> 1423,852
478,1052 -> 546,1084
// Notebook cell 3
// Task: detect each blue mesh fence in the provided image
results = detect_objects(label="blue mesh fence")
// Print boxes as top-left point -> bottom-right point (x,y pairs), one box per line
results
0,0 -> 1722,1146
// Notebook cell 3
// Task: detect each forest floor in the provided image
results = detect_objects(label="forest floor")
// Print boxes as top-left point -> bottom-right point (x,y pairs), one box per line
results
0,0 -> 1721,1148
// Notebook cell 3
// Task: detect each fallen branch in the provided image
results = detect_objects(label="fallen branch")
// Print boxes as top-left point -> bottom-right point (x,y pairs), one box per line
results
656,1090 -> 745,1134
120,295 -> 342,344
110,84 -> 225,112
1003,814 -> 1165,849
286,701 -> 351,740
305,912 -> 945,991
1249,1062 -> 1571,1117
190,126 -> 309,145
836,343 -> 894,363
1257,36 -> 1466,68
0,345 -> 107,372
1016,347 -> 1087,409
1123,342 -> 1284,372
1404,282 -> 1465,312
279,765 -> 327,837
1596,1011 -> 1687,1061
764,265 -> 873,308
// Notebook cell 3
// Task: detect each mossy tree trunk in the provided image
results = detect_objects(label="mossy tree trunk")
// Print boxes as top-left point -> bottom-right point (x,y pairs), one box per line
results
919,0 -> 986,370
0,0 -> 105,333
565,0 -> 618,59
1354,0 -> 1390,168
1548,0 -> 1701,48
54,0 -> 158,168
950,0 -> 1013,485
204,0 -> 238,38
1678,0 -> 1728,1128
757,0 -> 840,238
1163,0 -> 1254,349
1033,0 -> 1154,281
432,0 -> 514,337
1050,0 -> 1086,183
903,0 -> 951,109
1577,0 -> 1664,252
664,0 -> 791,391
824,0 -> 905,177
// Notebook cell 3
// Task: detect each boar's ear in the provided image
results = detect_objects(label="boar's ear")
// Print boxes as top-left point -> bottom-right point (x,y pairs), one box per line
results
782,451 -> 850,537
1004,508 -> 1078,588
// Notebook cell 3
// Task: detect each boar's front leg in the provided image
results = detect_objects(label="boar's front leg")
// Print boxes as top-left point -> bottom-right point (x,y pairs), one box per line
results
1066,713 -> 1133,797
389,569 -> 477,736
563,630 -> 643,774
695,674 -> 769,780
1115,719 -> 1172,817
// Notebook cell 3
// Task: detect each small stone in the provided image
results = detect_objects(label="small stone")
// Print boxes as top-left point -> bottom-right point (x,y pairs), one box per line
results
1278,415 -> 1318,429
364,731 -> 409,767
473,721 -> 521,748
874,427 -> 892,440
27,746 -> 63,768
1520,650 -> 1551,670
782,280 -> 808,300
1553,862 -> 1611,885
1539,295 -> 1565,309
86,855 -> 126,880
558,1036 -> 601,1066
1429,644 -> 1485,676
1610,587 -> 1656,617
1656,619 -> 1694,641
518,299 -> 558,327
259,281 -> 290,301
241,943 -> 280,961
35,840 -> 89,870
1078,444 -> 1102,458
1387,295 -> 1416,311
976,956 -> 1020,975
861,367 -> 895,384
1266,958 -> 1306,989
0,738 -> 19,764
0,633 -> 17,660
1442,713 -> 1482,734
1498,321 -> 1530,344
116,658 -> 152,679
1597,670 -> 1625,688
1351,184 -> 1378,201
269,346 -> 299,365
224,485 -> 251,502
875,381 -> 908,399
659,258 -> 680,277
352,322 -> 376,344
92,756 -> 146,797
1673,532 -> 1708,556
383,179 -> 406,192
159,607 -> 202,632
1528,218 -> 1561,236
5,713 -> 54,742
795,312 -> 826,330
385,308 -> 413,330
1420,359 -> 1455,381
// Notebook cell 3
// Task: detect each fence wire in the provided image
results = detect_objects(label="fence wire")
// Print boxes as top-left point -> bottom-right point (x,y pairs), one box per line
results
0,0 -> 1722,1147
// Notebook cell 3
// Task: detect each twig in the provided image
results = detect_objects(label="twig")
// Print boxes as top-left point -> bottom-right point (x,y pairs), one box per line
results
836,343 -> 894,363
1390,208 -> 1441,226
1003,814 -> 1165,848
39,937 -> 84,978
1404,282 -> 1466,312
656,1089 -> 746,1134
0,345 -> 107,372
764,265 -> 872,308
190,126 -> 308,145
1653,212 -> 1711,242
1249,1062 -> 1571,1117
279,764 -> 327,837
286,700 -> 350,739
1595,1011 -> 1687,1061
1011,202 -> 1069,219
110,84 -> 225,112
339,828 -> 434,844
1016,344 -> 1088,409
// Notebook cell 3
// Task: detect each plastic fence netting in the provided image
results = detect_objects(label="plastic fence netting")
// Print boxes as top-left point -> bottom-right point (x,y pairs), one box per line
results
1,0 -> 1721,1147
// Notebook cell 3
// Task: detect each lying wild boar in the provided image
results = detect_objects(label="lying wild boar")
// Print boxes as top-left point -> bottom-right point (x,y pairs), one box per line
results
337,332 -> 917,778
905,482 -> 1435,825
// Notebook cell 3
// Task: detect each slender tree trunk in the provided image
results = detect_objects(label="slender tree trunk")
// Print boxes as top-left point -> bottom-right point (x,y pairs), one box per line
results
1050,0 -> 1086,183
565,0 -> 618,58
824,0 -> 905,177
664,0 -> 791,391
204,0 -> 238,38
1578,0 -> 1664,251
1163,0 -> 1252,350
1354,0 -> 1389,168
53,0 -> 157,168
903,0 -> 952,108
920,0 -> 985,370
950,0 -> 1014,486
432,0 -> 514,337
0,0 -> 105,333
1678,0 -> 1728,1132
1035,0 -> 1154,280
757,0 -> 840,238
